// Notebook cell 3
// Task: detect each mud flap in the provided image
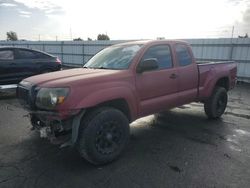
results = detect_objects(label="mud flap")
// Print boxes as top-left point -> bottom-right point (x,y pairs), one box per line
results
71,110 -> 86,145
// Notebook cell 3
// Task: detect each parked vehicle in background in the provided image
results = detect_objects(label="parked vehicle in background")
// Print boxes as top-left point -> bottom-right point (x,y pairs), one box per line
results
0,47 -> 61,85
17,40 -> 237,165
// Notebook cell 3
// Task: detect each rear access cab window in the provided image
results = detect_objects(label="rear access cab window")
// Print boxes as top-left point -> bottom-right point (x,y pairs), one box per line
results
175,44 -> 192,66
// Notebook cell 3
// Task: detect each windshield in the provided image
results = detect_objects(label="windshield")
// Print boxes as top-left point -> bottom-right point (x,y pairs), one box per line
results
84,44 -> 142,70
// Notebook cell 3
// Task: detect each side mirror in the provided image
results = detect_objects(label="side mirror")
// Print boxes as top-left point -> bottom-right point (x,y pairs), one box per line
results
137,58 -> 158,73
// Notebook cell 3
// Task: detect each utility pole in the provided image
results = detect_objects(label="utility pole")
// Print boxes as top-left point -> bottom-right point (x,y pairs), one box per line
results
230,26 -> 235,60
56,36 -> 58,41
70,27 -> 72,40
231,26 -> 234,39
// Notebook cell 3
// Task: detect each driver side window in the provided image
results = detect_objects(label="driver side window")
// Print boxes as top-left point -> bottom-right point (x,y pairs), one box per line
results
141,45 -> 173,70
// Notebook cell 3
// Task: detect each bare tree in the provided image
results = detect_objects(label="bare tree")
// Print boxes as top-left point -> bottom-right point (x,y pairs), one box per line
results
6,31 -> 18,41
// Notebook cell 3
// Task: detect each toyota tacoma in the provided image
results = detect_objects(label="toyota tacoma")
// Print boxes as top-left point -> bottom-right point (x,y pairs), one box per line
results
17,40 -> 237,165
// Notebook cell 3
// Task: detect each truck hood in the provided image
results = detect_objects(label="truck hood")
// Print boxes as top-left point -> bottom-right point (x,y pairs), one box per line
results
23,68 -> 129,87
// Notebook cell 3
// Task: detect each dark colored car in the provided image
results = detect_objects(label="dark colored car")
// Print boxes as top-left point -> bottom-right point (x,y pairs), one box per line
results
0,47 -> 62,85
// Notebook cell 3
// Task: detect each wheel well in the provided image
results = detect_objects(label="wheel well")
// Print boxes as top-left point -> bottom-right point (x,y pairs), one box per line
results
97,99 -> 131,122
216,77 -> 229,91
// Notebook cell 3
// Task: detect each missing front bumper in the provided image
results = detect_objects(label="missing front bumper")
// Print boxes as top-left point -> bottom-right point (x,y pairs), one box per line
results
29,109 -> 86,147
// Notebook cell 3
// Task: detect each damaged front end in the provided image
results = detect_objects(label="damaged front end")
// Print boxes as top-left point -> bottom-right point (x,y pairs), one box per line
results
30,111 -> 73,146
17,81 -> 84,148
30,109 -> 85,147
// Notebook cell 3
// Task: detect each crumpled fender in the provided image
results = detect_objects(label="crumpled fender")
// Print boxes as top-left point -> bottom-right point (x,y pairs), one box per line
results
75,86 -> 138,120
70,87 -> 138,144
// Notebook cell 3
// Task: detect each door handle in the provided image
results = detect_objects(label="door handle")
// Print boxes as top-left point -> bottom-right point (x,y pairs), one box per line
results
169,73 -> 178,79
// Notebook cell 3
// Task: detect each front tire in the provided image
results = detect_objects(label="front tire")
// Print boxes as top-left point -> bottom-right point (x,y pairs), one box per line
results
204,86 -> 228,119
77,107 -> 130,165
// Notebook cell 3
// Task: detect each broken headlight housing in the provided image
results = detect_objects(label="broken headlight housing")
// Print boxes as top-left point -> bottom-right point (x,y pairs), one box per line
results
35,88 -> 69,110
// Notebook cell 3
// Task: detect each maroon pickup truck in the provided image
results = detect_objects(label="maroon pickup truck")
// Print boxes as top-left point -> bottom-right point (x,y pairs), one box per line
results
17,40 -> 237,165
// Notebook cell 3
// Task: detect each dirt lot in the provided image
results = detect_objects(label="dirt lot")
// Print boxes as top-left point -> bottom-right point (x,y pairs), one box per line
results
0,84 -> 250,188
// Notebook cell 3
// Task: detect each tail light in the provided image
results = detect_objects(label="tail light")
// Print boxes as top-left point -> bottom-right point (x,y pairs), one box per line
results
56,57 -> 62,64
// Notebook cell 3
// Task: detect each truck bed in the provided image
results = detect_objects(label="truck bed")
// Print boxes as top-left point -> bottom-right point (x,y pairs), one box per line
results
197,61 -> 237,99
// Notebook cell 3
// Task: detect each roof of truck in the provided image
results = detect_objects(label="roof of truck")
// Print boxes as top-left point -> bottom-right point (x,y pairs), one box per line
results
114,39 -> 189,47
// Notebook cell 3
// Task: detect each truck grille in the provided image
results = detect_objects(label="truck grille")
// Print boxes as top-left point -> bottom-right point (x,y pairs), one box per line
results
17,86 -> 32,108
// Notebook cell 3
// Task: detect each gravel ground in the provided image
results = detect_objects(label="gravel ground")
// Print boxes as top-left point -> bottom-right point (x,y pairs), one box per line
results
0,84 -> 250,188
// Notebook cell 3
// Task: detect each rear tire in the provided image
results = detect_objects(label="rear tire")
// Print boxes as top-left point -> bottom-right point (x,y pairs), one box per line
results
77,107 -> 130,165
204,86 -> 228,119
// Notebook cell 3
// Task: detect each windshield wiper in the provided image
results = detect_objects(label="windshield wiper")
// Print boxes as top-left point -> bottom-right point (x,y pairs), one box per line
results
83,66 -> 111,69
83,66 -> 94,69
97,66 -> 109,69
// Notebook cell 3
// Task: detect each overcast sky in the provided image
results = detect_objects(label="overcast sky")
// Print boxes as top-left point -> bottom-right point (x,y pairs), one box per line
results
0,0 -> 249,40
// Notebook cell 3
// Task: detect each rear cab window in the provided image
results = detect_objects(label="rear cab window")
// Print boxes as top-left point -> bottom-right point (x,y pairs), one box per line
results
175,44 -> 192,66
0,50 -> 14,60
141,45 -> 173,70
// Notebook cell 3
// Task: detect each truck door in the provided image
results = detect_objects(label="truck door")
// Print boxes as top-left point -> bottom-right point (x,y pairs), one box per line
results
174,44 -> 199,104
135,44 -> 179,116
